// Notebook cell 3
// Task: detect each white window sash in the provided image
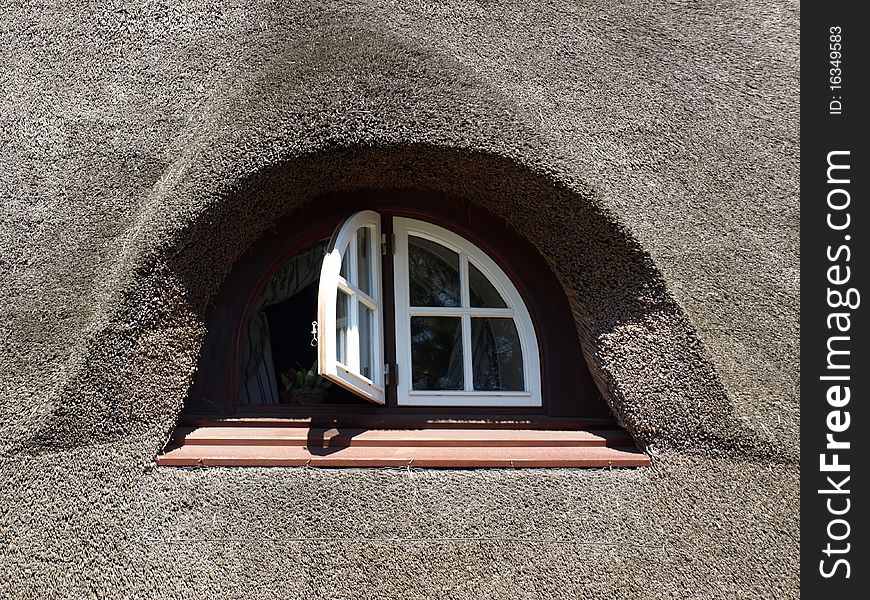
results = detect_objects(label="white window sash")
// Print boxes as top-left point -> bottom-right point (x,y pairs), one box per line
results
317,211 -> 385,404
392,217 -> 542,407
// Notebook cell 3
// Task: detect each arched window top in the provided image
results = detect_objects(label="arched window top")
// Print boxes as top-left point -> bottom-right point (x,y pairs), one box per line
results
318,213 -> 541,408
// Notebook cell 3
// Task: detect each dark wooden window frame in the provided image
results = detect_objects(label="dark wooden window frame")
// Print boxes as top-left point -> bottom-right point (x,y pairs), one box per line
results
186,189 -> 607,419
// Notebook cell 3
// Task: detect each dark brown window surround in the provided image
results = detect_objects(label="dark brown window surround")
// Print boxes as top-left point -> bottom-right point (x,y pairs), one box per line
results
185,189 -> 611,421
162,189 -> 652,467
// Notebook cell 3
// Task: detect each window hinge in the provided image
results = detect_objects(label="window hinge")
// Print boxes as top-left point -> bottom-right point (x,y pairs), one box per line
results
384,363 -> 397,385
381,233 -> 395,256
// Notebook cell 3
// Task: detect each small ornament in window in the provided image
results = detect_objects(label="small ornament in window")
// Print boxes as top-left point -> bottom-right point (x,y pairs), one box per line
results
280,359 -> 332,404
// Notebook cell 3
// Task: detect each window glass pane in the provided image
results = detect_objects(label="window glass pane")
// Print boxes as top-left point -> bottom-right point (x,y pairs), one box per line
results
471,318 -> 524,391
357,227 -> 372,296
408,236 -> 460,307
339,251 -> 349,280
411,316 -> 463,390
358,303 -> 373,380
336,289 -> 350,365
469,262 -> 507,308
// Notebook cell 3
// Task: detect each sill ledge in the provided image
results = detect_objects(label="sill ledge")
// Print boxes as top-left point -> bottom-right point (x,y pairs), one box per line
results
158,416 -> 649,468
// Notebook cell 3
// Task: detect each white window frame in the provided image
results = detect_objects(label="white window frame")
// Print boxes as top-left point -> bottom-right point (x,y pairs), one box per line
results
392,217 -> 542,407
317,210 -> 385,404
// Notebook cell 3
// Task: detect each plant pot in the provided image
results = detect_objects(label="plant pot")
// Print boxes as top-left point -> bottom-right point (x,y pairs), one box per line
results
280,388 -> 328,405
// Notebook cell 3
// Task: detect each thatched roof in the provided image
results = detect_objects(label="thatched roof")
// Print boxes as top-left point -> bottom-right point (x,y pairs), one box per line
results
1,1 -> 798,597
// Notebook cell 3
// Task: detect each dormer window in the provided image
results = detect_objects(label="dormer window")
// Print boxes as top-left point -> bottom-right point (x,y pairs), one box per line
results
165,193 -> 647,468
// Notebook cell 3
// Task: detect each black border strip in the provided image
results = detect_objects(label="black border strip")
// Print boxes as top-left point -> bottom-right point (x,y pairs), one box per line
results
801,4 -> 869,595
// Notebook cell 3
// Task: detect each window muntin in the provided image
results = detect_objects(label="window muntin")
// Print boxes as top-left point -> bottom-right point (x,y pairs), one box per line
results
392,217 -> 542,407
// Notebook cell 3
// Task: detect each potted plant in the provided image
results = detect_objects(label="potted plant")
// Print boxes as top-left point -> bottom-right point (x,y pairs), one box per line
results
280,359 -> 332,404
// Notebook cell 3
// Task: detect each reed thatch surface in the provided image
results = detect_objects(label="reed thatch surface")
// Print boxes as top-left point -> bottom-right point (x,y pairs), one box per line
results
1,1 -> 798,597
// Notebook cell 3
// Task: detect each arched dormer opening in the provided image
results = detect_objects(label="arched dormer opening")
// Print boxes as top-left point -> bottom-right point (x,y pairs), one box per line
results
160,189 -> 650,467
185,189 -> 608,419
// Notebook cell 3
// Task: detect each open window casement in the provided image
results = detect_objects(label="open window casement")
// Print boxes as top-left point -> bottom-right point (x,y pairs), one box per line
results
317,210 -> 385,404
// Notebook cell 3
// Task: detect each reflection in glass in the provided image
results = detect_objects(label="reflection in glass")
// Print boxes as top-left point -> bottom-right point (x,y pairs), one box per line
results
336,289 -> 350,365
469,263 -> 507,308
340,251 -> 349,280
358,303 -> 373,380
411,317 -> 463,390
408,236 -> 460,307
357,227 -> 371,296
471,318 -> 524,390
